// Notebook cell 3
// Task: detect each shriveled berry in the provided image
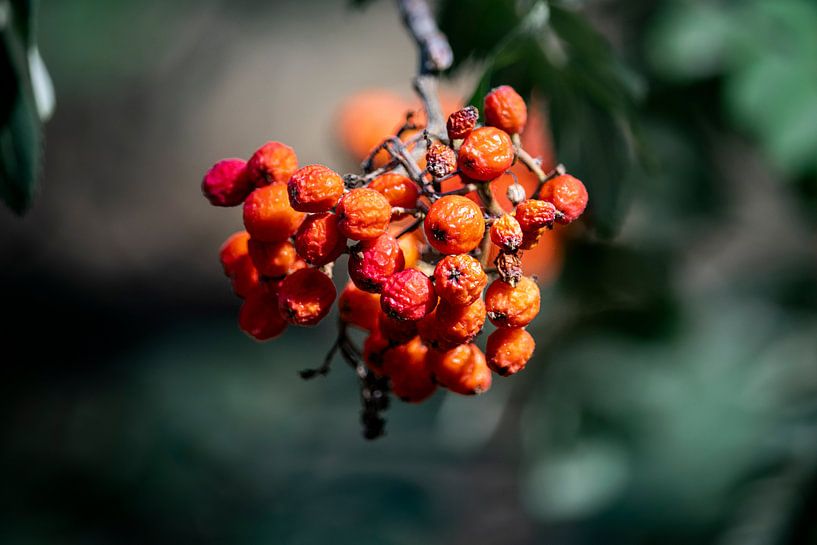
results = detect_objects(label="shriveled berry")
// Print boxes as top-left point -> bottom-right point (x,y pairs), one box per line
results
339,282 -> 380,332
380,269 -> 437,321
202,159 -> 253,207
539,174 -> 588,224
426,142 -> 457,179
447,105 -> 479,140
363,330 -> 391,375
239,291 -> 287,341
484,85 -> 528,135
277,268 -> 336,326
248,239 -> 298,278
369,173 -> 419,218
294,212 -> 347,266
383,338 -> 435,403
485,276 -> 540,328
515,199 -> 557,232
417,310 -> 458,352
435,298 -> 486,346
458,127 -> 515,181
486,327 -> 535,376
490,214 -> 523,252
219,231 -> 250,276
336,188 -> 392,240
424,195 -> 485,254
433,254 -> 487,306
428,343 -> 492,396
378,310 -> 418,344
348,233 -> 405,293
243,183 -> 305,243
247,141 -> 298,187
287,164 -> 344,213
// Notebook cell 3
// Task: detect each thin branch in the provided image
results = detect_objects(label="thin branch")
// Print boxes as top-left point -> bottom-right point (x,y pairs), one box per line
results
396,0 -> 453,75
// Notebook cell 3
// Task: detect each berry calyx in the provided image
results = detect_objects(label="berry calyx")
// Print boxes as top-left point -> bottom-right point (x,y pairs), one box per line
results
277,268 -> 336,326
287,164 -> 345,213
202,159 -> 253,207
433,254 -> 487,306
336,188 -> 392,240
380,268 -> 437,321
457,127 -> 515,181
484,85 -> 528,135
424,195 -> 485,254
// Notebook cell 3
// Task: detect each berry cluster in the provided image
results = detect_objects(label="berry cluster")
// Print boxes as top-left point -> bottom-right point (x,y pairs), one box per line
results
202,85 -> 588,438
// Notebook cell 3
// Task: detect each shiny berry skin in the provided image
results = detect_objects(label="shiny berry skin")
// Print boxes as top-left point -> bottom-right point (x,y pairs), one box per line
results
287,164 -> 344,213
486,327 -> 535,376
248,239 -> 298,278
202,158 -> 253,207
247,141 -> 298,187
539,174 -> 588,224
380,268 -> 437,321
336,188 -> 392,240
515,199 -> 557,232
294,212 -> 347,266
363,330 -> 391,375
219,231 -> 250,276
338,282 -> 380,332
369,173 -> 419,218
243,183 -> 306,243
447,106 -> 479,140
239,291 -> 287,341
348,233 -> 405,293
277,268 -> 336,326
426,142 -> 457,179
435,298 -> 486,346
428,343 -> 492,395
230,256 -> 262,298
490,214 -> 523,252
397,230 -> 421,268
485,276 -> 540,328
383,338 -> 436,403
433,254 -> 487,306
520,228 -> 545,250
378,310 -> 418,344
484,85 -> 528,135
424,196 -> 485,254
457,127 -> 515,181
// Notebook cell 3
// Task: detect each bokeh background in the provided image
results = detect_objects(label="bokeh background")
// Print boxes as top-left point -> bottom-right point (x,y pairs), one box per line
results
2,0 -> 817,544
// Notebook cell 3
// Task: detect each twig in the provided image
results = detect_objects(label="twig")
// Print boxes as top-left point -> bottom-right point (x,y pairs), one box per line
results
396,0 -> 453,75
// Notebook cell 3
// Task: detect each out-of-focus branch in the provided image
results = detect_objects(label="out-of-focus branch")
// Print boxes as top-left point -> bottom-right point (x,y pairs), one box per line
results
396,0 -> 453,75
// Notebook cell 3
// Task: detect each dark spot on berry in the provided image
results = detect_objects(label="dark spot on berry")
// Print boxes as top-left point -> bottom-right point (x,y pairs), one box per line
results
431,225 -> 447,242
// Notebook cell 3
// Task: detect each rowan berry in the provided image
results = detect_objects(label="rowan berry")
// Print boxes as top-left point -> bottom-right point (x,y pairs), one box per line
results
287,164 -> 344,213
247,141 -> 298,187
248,239 -> 298,278
485,276 -> 540,328
383,337 -> 435,403
378,310 -> 418,344
363,330 -> 391,375
417,309 -> 458,352
428,343 -> 492,396
243,183 -> 305,243
230,255 -> 262,298
336,188 -> 392,240
397,231 -> 421,268
348,233 -> 405,293
486,327 -> 535,376
424,196 -> 485,254
433,254 -> 487,306
339,282 -> 381,332
277,268 -> 336,326
426,142 -> 457,179
484,85 -> 528,135
490,213 -> 523,252
380,268 -> 437,321
435,298 -> 486,346
202,158 -> 253,207
539,174 -> 588,224
447,105 -> 479,141
219,231 -> 250,276
515,199 -> 557,232
457,127 -> 515,181
239,291 -> 288,341
294,212 -> 347,266
369,173 -> 419,218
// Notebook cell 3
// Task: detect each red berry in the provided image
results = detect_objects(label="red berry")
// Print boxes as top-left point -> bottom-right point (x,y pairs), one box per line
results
294,212 -> 347,266
219,231 -> 250,276
457,127 -> 515,181
424,195 -> 485,255
277,268 -> 336,326
515,199 -> 557,232
485,276 -> 540,328
435,298 -> 486,346
433,254 -> 487,306
486,327 -> 535,376
383,338 -> 436,403
338,282 -> 380,332
248,239 -> 298,278
378,310 -> 418,343
247,141 -> 298,187
369,173 -> 420,218
539,174 -> 588,224
484,85 -> 527,135
447,106 -> 479,141
243,183 -> 305,243
202,159 -> 253,207
428,343 -> 492,396
336,188 -> 392,240
490,214 -> 523,252
348,233 -> 405,293
287,164 -> 344,213
380,268 -> 437,321
239,291 -> 287,340
426,142 -> 457,179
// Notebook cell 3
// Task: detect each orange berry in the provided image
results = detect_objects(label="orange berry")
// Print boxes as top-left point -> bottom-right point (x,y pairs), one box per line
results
336,188 -> 392,240
243,183 -> 305,243
380,268 -> 437,321
294,212 -> 347,266
539,174 -> 588,224
369,173 -> 419,218
447,105 -> 479,140
426,142 -> 457,179
338,282 -> 380,332
239,291 -> 287,341
424,195 -> 485,254
433,254 -> 487,306
230,255 -> 262,298
515,199 -> 557,232
383,337 -> 436,403
277,268 -> 336,326
417,309 -> 458,352
484,85 -> 528,135
363,330 -> 391,375
248,239 -> 298,278
457,127 -> 515,181
435,298 -> 486,346
490,213 -> 523,252
520,227 -> 546,250
397,231 -> 421,268
428,343 -> 492,396
202,158 -> 253,207
378,309 -> 418,344
485,276 -> 540,328
219,231 -> 250,276
287,164 -> 344,213
348,233 -> 405,293
486,327 -> 535,376
247,141 -> 298,186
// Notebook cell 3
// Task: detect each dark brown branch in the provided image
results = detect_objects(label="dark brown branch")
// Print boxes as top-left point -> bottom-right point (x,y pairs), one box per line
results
396,0 -> 453,75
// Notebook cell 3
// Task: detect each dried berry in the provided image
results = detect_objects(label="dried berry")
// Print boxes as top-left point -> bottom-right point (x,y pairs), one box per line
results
202,159 -> 253,207
380,268 -> 437,321
348,233 -> 406,293
539,174 -> 588,224
515,199 -> 557,232
247,141 -> 298,187
426,142 -> 457,179
428,343 -> 492,396
294,212 -> 347,266
369,173 -> 419,218
417,309 -> 459,352
336,188 -> 392,240
433,254 -> 487,306
424,195 -> 485,254
277,268 -> 336,326
287,164 -> 345,213
435,298 -> 486,346
486,327 -> 535,376
383,338 -> 436,403
239,291 -> 288,341
490,213 -> 523,252
485,276 -> 540,328
248,239 -> 298,278
457,127 -> 515,181
447,106 -> 479,141
484,85 -> 528,135
338,282 -> 380,332
243,183 -> 305,243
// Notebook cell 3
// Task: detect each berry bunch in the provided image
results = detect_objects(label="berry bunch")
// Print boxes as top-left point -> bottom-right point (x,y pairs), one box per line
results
202,84 -> 588,438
